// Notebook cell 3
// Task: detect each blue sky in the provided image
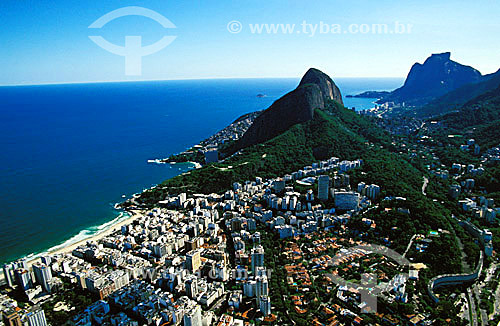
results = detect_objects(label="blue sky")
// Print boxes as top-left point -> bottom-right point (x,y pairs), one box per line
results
0,0 -> 499,85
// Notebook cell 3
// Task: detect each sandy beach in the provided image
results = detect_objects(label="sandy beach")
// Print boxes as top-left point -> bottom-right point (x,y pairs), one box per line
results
23,209 -> 145,268
1,150 -> 192,281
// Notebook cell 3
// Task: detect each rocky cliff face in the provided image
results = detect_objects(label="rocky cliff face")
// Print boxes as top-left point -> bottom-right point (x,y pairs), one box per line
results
298,68 -> 344,105
389,52 -> 482,104
235,68 -> 342,150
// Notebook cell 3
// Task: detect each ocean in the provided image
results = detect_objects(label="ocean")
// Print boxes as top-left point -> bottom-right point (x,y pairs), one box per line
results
0,77 -> 403,264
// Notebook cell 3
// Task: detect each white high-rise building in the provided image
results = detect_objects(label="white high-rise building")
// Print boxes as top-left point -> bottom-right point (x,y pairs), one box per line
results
366,184 -> 380,200
183,305 -> 202,326
255,275 -> 269,302
289,196 -> 298,211
186,249 -> 202,273
251,245 -> 265,274
3,263 -> 15,288
357,182 -> 366,194
26,307 -> 48,326
259,295 -> 272,316
14,268 -> 32,290
272,179 -> 285,193
318,175 -> 330,201
243,280 -> 256,297
33,263 -> 52,293
281,196 -> 289,210
334,191 -> 360,210
215,263 -> 229,281
185,276 -> 198,299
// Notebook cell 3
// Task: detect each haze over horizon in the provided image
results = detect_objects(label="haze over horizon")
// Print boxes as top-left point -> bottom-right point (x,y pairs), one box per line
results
1,0 -> 499,85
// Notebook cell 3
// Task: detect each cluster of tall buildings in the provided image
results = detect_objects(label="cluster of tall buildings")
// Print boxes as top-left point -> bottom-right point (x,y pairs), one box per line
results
0,303 -> 47,326
3,258 -> 60,303
357,182 -> 381,200
458,196 -> 497,225
1,154 -> 383,325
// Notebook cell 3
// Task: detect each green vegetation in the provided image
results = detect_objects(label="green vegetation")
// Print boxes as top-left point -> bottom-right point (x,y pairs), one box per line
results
136,100 -> 463,277
166,147 -> 205,164
433,85 -> 500,150
437,84 -> 500,127
41,280 -> 96,326
138,101 -> 403,201
125,97 -> 479,323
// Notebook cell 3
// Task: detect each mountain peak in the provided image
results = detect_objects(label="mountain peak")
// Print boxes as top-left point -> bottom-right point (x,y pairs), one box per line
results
389,52 -> 482,105
427,52 -> 451,61
233,68 -> 342,150
299,68 -> 343,105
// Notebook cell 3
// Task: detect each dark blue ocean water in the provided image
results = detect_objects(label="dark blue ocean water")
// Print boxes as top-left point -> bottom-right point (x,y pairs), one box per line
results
0,77 -> 402,263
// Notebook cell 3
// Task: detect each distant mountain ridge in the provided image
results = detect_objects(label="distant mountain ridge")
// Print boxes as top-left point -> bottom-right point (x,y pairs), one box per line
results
232,68 -> 343,150
351,52 -> 499,118
389,52 -> 482,105
346,90 -> 390,99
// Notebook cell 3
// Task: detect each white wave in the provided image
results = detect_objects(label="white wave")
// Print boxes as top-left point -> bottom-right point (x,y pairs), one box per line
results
21,210 -> 131,262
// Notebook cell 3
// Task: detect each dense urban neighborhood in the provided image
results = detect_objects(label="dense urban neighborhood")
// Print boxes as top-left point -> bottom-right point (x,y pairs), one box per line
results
2,59 -> 500,326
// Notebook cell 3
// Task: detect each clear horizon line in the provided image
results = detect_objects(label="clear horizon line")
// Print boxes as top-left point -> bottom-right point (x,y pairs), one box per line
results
0,75 -> 405,87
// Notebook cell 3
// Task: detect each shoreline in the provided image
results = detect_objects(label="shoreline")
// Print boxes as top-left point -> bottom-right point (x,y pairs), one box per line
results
2,139 -> 203,284
1,208 -> 143,284
22,209 -> 144,269
3,160 -> 197,272
151,158 -> 202,169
